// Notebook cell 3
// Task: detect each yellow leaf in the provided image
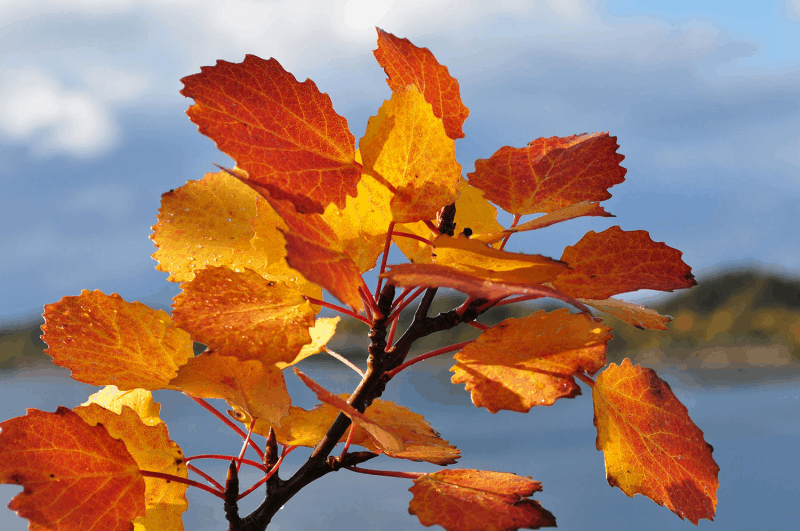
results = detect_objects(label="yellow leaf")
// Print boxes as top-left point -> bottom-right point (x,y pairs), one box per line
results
84,386 -> 163,427
277,317 -> 340,369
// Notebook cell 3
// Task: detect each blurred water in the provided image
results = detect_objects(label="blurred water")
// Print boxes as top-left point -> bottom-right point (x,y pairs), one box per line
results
1,359 -> 798,530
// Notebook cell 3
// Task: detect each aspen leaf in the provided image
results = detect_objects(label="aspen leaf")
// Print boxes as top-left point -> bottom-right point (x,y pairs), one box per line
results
74,404 -> 188,531
392,220 -> 437,264
552,226 -> 697,300
581,297 -> 671,330
42,290 -> 194,390
84,386 -> 163,426
348,399 -> 460,465
293,368 -> 405,452
276,316 -> 340,369
169,351 -> 291,427
266,196 -> 365,311
359,85 -> 461,224
451,310 -> 612,413
382,263 -> 592,314
473,202 -> 613,245
151,170 -> 268,283
268,402 -> 344,447
408,469 -> 556,531
374,28 -> 469,140
593,359 -> 719,524
468,133 -> 625,215
0,407 -> 146,531
181,54 -> 360,214
172,266 -> 315,364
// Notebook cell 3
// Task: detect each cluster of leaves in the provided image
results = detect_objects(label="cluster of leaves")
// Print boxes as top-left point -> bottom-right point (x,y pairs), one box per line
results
0,29 -> 719,531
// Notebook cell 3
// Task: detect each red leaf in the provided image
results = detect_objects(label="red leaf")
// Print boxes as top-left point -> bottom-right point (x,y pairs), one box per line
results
374,29 -> 469,140
181,55 -> 361,214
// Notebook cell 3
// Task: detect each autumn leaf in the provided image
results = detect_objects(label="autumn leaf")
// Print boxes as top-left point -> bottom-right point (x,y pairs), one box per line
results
468,133 -> 626,215
150,170 -> 268,283
359,85 -> 461,224
374,28 -> 469,140
181,54 -> 360,214
593,359 -> 719,523
277,316 -> 340,369
408,469 -> 556,531
552,226 -> 697,299
581,297 -> 671,330
172,266 -> 315,364
473,202 -> 613,245
268,403 -> 344,447
74,404 -> 188,531
451,310 -> 612,413
169,351 -> 291,427
266,197 -> 365,311
42,290 -> 194,390
382,263 -> 591,314
84,386 -> 163,427
0,407 -> 145,531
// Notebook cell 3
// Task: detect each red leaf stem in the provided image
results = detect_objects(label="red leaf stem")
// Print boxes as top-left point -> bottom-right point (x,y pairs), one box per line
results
575,371 -> 595,388
305,296 -> 373,325
499,214 -> 521,251
386,340 -> 474,378
323,346 -> 365,377
141,470 -> 225,499
344,466 -> 424,480
185,454 -> 267,472
375,222 -> 396,303
392,231 -> 434,246
186,395 -> 265,460
187,463 -> 225,492
387,286 -> 426,323
237,418 -> 257,472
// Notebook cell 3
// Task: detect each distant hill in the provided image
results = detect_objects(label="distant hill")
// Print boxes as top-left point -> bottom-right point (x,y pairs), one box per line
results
2,267 -> 798,372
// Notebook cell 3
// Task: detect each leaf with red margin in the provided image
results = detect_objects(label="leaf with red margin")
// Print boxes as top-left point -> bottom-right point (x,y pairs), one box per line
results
473,202 -> 613,245
169,351 -> 291,427
0,407 -> 145,531
582,297 -> 671,330
181,54 -> 360,214
593,359 -> 720,524
408,469 -> 556,531
382,263 -> 592,314
172,266 -> 315,363
74,404 -> 188,531
267,197 -> 365,311
374,28 -> 469,140
451,310 -> 611,413
552,226 -> 697,300
42,290 -> 194,390
468,133 -> 626,215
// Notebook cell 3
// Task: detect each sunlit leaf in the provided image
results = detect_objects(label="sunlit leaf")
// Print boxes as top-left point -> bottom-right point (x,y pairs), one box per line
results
593,359 -> 720,523
277,317 -> 340,369
42,290 -> 194,390
360,85 -> 461,224
582,297 -> 671,330
451,310 -> 612,413
181,54 -> 360,214
0,407 -> 145,531
552,226 -> 697,299
150,170 -> 268,283
468,133 -> 626,215
74,404 -> 188,531
172,266 -> 315,363
374,28 -> 469,140
169,351 -> 291,427
84,386 -> 163,427
408,469 -> 556,531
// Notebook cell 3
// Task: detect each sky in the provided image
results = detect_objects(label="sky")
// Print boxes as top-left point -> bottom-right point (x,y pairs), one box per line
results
1,0 -> 799,322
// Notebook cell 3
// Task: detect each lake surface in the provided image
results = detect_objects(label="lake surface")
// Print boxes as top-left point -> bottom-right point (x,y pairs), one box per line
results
1,358 -> 798,530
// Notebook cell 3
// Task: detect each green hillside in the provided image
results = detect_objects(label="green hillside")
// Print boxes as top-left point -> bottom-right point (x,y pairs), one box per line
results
2,267 -> 798,371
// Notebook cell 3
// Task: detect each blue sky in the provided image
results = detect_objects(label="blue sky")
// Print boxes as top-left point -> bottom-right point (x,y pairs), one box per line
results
1,0 -> 799,322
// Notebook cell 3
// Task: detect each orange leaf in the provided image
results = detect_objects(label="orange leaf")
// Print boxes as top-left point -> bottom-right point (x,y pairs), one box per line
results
468,133 -> 626,215
74,404 -> 188,531
181,55 -> 360,214
150,170 -> 267,283
172,266 -> 315,364
408,469 -> 556,531
582,297 -> 671,330
382,263 -> 591,314
451,310 -> 611,413
359,85 -> 461,223
374,29 -> 469,140
593,359 -> 720,523
169,351 -> 291,426
42,290 -> 194,390
473,202 -> 613,245
347,400 -> 460,465
552,226 -> 697,299
267,197 -> 364,311
268,403 -> 344,447
293,369 -> 405,452
0,407 -> 145,531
